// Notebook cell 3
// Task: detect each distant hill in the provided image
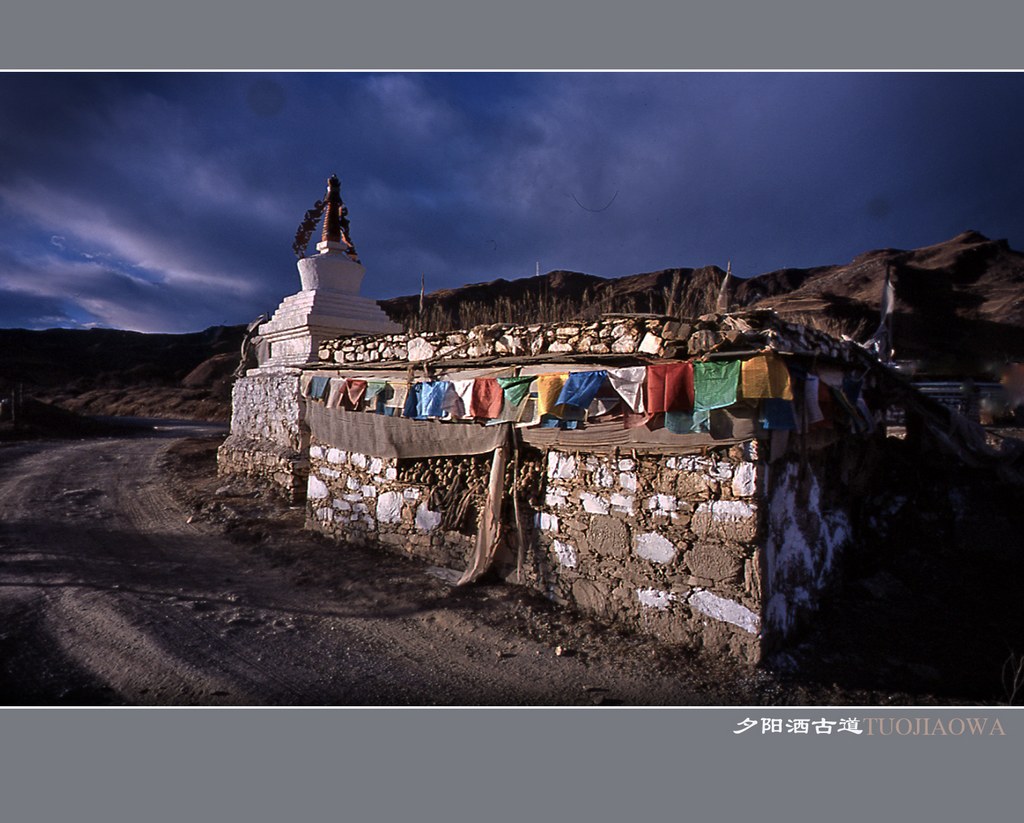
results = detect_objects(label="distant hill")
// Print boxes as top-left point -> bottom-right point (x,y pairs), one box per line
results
380,230 -> 1024,376
2,230 -> 1021,424
0,325 -> 246,421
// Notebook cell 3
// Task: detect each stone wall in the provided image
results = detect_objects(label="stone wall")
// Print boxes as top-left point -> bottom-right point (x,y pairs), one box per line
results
217,310 -> 892,664
305,440 -> 508,570
303,431 -> 767,662
317,316 -> 669,364
529,445 -> 764,662
761,447 -> 862,646
217,369 -> 309,500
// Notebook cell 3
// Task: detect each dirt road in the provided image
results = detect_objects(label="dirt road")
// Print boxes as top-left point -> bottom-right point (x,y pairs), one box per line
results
0,424 -> 909,706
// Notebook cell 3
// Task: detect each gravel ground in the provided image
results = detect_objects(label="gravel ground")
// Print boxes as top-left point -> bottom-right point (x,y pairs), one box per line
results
0,424 -> 957,706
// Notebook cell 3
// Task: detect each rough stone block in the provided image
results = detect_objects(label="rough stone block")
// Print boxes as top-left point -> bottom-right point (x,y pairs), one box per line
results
692,500 -> 758,541
308,475 -> 328,500
685,541 -> 745,582
634,532 -> 678,564
552,539 -> 577,568
376,490 -> 403,524
572,578 -> 613,617
582,515 -> 629,558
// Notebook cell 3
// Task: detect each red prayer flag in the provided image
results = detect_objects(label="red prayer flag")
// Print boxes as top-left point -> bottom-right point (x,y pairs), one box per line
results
470,377 -> 504,418
646,362 -> 694,413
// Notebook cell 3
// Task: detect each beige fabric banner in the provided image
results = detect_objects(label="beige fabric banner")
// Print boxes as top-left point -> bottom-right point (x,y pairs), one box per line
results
306,403 -> 511,458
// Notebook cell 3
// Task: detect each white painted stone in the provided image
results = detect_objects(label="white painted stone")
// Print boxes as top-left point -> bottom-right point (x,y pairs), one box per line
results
618,472 -> 637,493
553,539 -> 577,568
708,461 -> 734,482
361,485 -> 377,498
537,512 -> 559,532
547,451 -> 560,479
688,590 -> 760,634
354,502 -> 369,514
344,493 -> 362,503
638,332 -> 664,355
332,499 -> 351,511
696,500 -> 757,521
346,476 -> 361,491
544,489 -> 567,508
326,448 -> 343,464
580,492 -> 610,515
369,458 -> 384,475
555,453 -> 577,480
408,337 -> 436,361
610,493 -> 635,515
384,467 -> 398,481
316,506 -> 333,522
617,458 -> 635,471
646,494 -> 679,513
732,463 -> 757,497
634,532 -> 678,564
611,334 -> 638,353
349,452 -> 367,469
403,487 -> 421,500
636,588 -> 676,610
320,468 -> 340,479
307,475 -> 329,500
595,465 -> 615,488
376,491 -> 403,524
675,456 -> 713,473
584,456 -> 599,471
309,445 -> 324,459
415,503 -> 442,532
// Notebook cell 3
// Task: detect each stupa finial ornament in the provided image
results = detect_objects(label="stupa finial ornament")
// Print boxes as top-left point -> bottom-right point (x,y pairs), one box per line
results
292,174 -> 360,263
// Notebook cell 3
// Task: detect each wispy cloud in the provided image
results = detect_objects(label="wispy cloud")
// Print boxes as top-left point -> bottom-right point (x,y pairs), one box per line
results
0,72 -> 1022,332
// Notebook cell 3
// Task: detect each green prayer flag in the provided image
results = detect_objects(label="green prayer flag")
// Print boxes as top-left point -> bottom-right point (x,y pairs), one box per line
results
497,375 -> 535,407
693,360 -> 740,412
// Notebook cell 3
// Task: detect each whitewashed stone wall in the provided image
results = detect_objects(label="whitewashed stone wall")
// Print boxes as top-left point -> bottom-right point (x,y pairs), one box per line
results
217,369 -> 309,500
306,442 -> 496,569
531,445 -> 764,663
762,457 -> 854,644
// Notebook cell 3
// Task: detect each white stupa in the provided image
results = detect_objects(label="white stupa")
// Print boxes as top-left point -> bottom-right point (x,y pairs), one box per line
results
257,174 -> 401,367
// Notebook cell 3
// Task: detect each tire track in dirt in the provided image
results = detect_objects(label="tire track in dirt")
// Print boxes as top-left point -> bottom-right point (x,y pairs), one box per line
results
0,431 -> 617,704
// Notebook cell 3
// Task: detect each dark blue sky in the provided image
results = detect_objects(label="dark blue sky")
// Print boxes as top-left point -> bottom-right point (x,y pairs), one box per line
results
1,72 -> 1022,332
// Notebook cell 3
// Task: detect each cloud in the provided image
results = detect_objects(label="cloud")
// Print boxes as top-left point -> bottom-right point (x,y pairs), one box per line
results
1,73 -> 1023,331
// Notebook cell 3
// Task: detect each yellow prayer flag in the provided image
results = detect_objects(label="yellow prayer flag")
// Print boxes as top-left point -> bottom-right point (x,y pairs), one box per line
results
536,372 -> 568,416
740,355 -> 793,400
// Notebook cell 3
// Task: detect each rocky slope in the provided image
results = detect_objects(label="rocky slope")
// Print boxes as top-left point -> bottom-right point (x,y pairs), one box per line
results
0,324 -> 245,422
381,230 -> 1024,376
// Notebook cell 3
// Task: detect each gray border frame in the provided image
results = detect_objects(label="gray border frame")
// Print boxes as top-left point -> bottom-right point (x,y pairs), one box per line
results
3,1 -> 1024,70
2,1 -> 1022,820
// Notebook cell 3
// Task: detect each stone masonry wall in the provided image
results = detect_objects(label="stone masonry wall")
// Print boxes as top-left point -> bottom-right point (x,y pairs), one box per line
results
530,445 -> 764,663
304,432 -> 767,662
317,316 -> 670,364
305,439 -> 506,570
217,370 -> 309,501
761,450 -> 857,647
